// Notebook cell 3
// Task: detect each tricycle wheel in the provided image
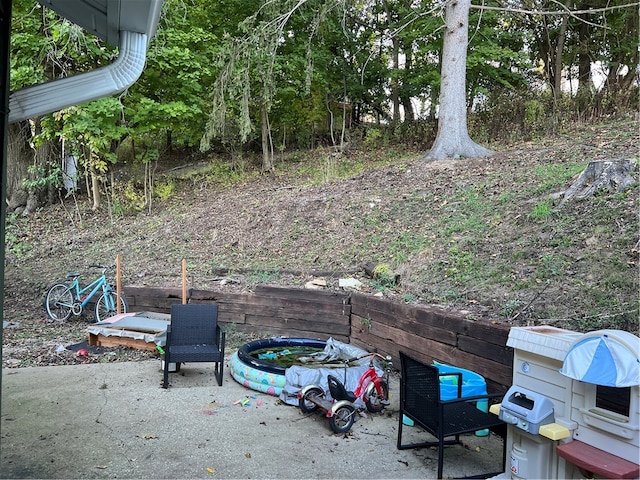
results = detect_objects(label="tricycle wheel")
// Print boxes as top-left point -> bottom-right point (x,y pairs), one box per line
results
329,405 -> 355,434
365,380 -> 389,413
299,387 -> 323,413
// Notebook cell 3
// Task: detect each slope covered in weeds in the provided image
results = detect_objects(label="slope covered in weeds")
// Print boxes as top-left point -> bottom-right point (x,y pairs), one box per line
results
3,117 -> 638,367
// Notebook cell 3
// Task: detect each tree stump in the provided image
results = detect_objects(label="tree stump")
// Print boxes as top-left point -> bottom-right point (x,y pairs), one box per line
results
559,159 -> 637,207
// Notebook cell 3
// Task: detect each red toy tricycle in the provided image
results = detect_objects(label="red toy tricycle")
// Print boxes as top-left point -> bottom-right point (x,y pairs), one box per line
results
297,352 -> 392,433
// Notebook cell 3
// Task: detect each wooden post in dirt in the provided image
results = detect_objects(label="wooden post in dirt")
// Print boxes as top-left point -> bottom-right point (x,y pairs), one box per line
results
116,254 -> 122,314
181,259 -> 187,304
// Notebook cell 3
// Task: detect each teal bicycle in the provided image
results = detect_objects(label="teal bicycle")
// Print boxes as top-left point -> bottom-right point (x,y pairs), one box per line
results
45,264 -> 128,322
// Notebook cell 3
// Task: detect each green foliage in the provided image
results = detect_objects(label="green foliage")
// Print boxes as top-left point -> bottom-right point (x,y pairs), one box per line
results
532,163 -> 586,194
528,200 -> 553,221
501,299 -> 525,319
154,180 -> 175,201
320,153 -> 338,184
8,0 -> 639,218
57,98 -> 128,174
539,254 -> 566,278
111,182 -> 146,216
473,88 -> 554,142
370,263 -> 397,291
524,99 -> 547,134
129,1 -> 220,148
10,1 -> 116,91
204,160 -> 251,186
364,129 -> 384,148
4,212 -> 31,259
22,163 -> 64,192
466,5 -> 532,100
402,293 -> 416,303
442,246 -> 481,284
435,185 -> 493,238
245,270 -> 282,286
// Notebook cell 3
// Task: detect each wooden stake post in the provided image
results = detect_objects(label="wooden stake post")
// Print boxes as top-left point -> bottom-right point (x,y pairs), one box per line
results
182,259 -> 187,304
116,254 -> 122,314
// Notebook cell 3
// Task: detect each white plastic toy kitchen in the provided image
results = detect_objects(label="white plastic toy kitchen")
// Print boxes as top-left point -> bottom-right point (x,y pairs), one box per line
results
491,326 -> 640,479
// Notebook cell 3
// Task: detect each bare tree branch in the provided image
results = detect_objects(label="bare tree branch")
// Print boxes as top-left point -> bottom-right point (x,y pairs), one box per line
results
471,1 -> 640,19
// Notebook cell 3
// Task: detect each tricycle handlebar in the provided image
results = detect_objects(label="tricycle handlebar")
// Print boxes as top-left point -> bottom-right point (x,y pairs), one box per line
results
359,352 -> 391,361
347,352 -> 393,365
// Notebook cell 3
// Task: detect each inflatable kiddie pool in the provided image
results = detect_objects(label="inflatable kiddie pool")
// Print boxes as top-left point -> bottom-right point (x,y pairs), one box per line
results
229,337 -> 327,396
229,337 -> 373,403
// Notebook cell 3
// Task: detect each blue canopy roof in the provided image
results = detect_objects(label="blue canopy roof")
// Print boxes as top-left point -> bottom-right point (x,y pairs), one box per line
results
559,330 -> 640,387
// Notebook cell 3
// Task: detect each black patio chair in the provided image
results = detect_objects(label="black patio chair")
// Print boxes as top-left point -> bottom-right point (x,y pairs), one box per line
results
397,351 -> 506,479
162,303 -> 226,388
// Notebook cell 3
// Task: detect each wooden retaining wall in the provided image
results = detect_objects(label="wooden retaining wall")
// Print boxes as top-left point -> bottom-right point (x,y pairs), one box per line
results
123,285 -> 513,392
124,285 -> 352,343
349,293 -> 513,393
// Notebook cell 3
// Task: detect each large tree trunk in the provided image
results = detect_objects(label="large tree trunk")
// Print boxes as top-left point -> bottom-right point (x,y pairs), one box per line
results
7,119 -> 59,215
383,0 -> 400,126
5,121 -> 31,213
260,102 -> 274,173
424,0 -> 492,161
390,37 -> 400,125
25,118 -> 56,215
576,9 -> 592,93
553,7 -> 570,103
401,47 -> 415,123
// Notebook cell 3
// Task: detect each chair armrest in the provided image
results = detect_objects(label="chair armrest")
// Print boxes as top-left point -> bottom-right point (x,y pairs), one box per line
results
440,392 -> 504,405
165,325 -> 172,348
215,324 -> 226,355
215,323 -> 224,341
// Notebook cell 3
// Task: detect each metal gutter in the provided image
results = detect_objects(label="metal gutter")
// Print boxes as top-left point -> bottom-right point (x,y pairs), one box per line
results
8,30 -> 148,124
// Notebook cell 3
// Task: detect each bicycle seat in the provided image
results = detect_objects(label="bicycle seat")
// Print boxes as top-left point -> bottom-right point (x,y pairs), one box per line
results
66,272 -> 81,279
327,374 -> 357,403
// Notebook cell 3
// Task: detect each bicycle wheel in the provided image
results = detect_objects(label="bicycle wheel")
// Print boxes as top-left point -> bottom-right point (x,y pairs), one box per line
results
365,380 -> 389,413
94,291 -> 128,322
45,283 -> 74,321
328,404 -> 355,434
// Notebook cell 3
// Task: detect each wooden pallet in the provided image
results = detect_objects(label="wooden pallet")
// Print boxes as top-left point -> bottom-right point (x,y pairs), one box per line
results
88,330 -> 160,352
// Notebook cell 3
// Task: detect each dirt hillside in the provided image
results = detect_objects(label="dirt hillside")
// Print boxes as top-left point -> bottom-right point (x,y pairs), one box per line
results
3,117 -> 639,367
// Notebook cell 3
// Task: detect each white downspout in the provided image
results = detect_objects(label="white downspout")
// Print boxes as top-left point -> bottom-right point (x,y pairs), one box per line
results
8,31 -> 148,124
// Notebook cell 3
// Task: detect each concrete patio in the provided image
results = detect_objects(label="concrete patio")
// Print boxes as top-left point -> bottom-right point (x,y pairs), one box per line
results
1,355 -> 506,479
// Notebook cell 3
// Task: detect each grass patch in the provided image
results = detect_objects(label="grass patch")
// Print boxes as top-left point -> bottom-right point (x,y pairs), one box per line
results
245,270 -> 283,285
528,199 -> 553,221
531,162 -> 586,195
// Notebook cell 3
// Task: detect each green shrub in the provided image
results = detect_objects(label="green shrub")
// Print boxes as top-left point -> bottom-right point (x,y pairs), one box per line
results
363,128 -> 383,148
111,181 -> 145,216
524,99 -> 547,134
154,180 -> 175,201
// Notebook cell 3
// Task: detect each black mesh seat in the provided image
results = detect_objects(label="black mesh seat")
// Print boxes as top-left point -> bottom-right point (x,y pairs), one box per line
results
162,303 -> 226,388
397,352 -> 507,479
